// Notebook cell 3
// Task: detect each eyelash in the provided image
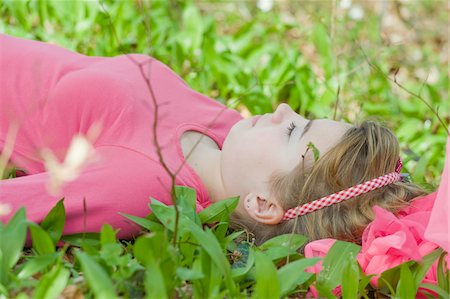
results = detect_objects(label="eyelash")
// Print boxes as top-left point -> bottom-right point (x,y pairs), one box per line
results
286,122 -> 296,137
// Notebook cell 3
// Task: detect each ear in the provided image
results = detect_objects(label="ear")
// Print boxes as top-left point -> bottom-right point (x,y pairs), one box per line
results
243,193 -> 285,224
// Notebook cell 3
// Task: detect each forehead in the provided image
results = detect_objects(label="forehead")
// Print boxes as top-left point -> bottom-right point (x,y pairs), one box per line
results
303,119 -> 352,152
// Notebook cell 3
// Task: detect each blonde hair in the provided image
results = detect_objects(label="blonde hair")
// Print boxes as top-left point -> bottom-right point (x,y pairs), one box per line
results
230,120 -> 427,245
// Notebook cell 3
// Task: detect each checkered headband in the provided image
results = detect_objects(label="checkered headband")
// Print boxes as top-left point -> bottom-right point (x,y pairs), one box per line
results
282,159 -> 403,221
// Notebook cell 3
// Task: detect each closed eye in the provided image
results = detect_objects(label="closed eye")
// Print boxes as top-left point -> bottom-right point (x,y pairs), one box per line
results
286,122 -> 296,137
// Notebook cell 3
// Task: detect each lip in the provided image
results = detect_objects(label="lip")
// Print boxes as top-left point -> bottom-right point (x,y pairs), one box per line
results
251,115 -> 261,127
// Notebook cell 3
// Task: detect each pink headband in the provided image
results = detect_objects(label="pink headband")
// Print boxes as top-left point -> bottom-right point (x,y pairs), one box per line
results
282,159 -> 403,221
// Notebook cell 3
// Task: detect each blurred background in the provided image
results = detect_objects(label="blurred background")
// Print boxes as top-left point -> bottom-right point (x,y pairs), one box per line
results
1,0 -> 448,188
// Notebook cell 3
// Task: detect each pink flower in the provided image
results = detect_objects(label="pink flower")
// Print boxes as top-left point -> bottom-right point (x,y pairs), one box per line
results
358,194 -> 439,286
303,193 -> 441,298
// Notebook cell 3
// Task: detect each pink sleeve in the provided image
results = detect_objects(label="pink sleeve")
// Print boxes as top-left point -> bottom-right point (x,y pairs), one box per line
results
0,145 -> 173,239
424,136 -> 450,252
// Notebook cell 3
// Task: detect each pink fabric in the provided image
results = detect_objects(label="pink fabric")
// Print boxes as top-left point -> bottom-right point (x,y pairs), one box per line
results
425,136 -> 450,252
0,34 -> 242,238
305,136 -> 450,295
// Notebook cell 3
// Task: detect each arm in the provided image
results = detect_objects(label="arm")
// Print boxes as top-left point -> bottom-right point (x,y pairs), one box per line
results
0,145 -> 173,239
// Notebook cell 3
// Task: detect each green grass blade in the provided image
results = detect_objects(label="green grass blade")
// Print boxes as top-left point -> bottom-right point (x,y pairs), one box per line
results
75,251 -> 117,299
29,223 -> 56,255
278,257 -> 320,296
33,264 -> 69,299
253,250 -> 280,299
39,198 -> 65,244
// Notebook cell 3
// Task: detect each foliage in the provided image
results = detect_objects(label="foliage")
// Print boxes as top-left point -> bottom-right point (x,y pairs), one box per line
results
1,190 -> 448,298
0,0 -> 449,298
0,0 -> 448,187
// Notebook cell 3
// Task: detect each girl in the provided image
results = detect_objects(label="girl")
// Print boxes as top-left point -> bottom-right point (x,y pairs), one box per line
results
0,34 -> 433,246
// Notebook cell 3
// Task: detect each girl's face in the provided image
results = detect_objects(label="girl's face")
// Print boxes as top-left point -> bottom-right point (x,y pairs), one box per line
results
220,103 -> 352,202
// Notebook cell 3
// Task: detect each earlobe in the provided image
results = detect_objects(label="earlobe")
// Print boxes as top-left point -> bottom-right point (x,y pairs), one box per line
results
244,193 -> 285,224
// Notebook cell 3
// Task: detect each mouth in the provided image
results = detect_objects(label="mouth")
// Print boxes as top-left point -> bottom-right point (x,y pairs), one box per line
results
251,115 -> 261,127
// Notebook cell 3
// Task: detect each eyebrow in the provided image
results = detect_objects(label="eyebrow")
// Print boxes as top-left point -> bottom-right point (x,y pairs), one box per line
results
300,120 -> 314,139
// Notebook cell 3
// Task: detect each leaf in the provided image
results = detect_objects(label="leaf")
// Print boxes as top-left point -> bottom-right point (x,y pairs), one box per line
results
411,248 -> 442,287
61,233 -> 100,248
134,233 -> 171,299
253,250 -> 280,298
75,251 -> 117,299
278,258 -> 320,296
378,261 -> 414,294
419,283 -> 450,298
175,186 -> 200,225
341,259 -> 360,299
149,199 -> 177,232
39,198 -> 65,244
307,142 -> 321,162
29,223 -> 56,255
394,264 -> 415,299
33,264 -> 70,299
100,224 -> 117,247
198,196 -> 239,224
144,262 -> 168,299
17,253 -> 60,279
176,267 -> 205,281
119,212 -> 164,232
437,251 -> 449,293
316,241 -> 361,292
0,207 -> 27,285
259,234 -> 307,251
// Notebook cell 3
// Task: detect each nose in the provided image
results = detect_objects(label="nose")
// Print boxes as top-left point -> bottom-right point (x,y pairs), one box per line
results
271,103 -> 294,124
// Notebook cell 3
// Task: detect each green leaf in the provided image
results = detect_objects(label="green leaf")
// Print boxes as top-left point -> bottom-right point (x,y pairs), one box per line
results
29,223 -> 56,255
33,264 -> 69,299
144,263 -> 168,299
0,207 -> 27,285
419,283 -> 450,298
341,259 -> 360,299
260,234 -> 307,251
134,233 -> 170,266
253,250 -> 280,298
198,196 -> 239,224
437,252 -> 449,293
134,233 -> 171,299
394,264 -> 415,299
278,258 -> 320,296
175,186 -> 200,225
176,267 -> 205,281
61,233 -> 100,248
149,199 -> 177,232
100,224 -> 117,247
307,142 -> 321,162
39,198 -> 65,244
17,253 -> 60,279
378,261 -> 414,294
316,241 -> 361,292
75,251 -> 117,299
411,248 -> 442,287
119,212 -> 164,232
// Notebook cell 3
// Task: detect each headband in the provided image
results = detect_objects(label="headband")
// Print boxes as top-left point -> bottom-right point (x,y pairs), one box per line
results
282,159 -> 403,221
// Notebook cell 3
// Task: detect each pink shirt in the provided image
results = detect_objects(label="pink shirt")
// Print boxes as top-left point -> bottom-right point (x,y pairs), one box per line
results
0,34 -> 242,238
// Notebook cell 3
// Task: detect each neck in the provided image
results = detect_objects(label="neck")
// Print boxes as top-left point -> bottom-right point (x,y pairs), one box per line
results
180,132 -> 227,203
195,147 -> 227,203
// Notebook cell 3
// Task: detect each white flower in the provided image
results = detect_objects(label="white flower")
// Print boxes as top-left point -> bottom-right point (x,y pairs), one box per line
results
348,5 -> 364,20
41,124 -> 100,195
0,202 -> 11,216
257,0 -> 273,12
340,0 -> 352,9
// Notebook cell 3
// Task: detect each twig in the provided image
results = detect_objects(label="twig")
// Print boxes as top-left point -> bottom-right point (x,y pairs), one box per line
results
333,85 -> 340,120
358,43 -> 449,136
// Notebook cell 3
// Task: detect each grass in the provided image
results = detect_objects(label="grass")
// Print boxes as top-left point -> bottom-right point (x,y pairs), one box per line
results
0,0 -> 449,298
